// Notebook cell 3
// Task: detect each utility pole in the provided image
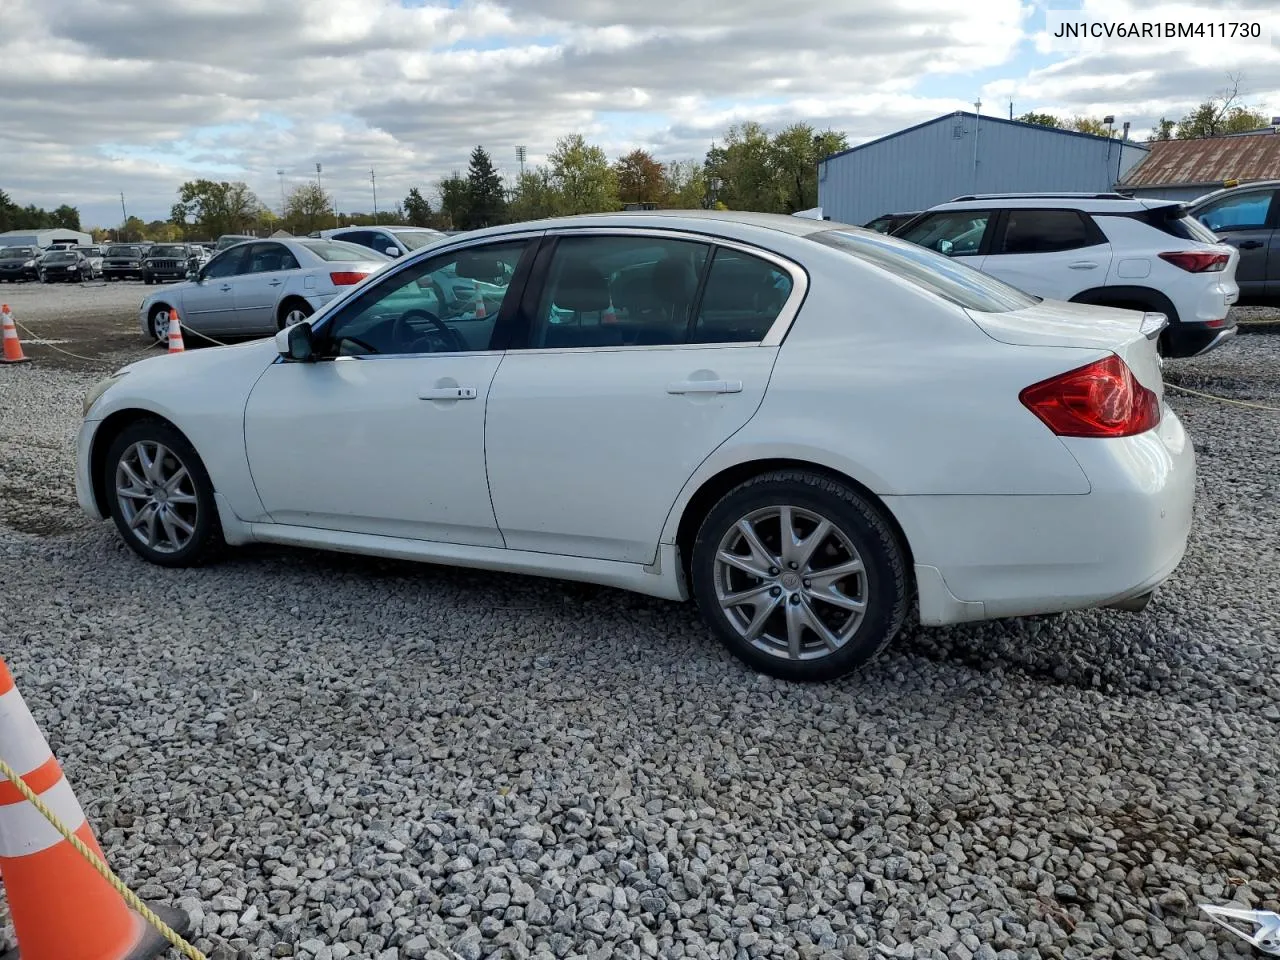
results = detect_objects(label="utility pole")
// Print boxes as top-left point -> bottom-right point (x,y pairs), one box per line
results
515,145 -> 526,181
972,100 -> 982,190
370,168 -> 378,224
277,169 -> 286,217
1009,100 -> 1014,120
120,192 -> 128,227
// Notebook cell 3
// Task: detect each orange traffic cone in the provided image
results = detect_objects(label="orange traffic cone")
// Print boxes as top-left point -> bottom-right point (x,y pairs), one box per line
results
1,305 -> 31,364
166,309 -> 185,354
0,658 -> 191,959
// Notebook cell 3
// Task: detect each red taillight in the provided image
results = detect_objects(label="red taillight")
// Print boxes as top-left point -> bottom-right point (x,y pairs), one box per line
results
1020,355 -> 1160,438
329,271 -> 369,286
1158,251 -> 1229,272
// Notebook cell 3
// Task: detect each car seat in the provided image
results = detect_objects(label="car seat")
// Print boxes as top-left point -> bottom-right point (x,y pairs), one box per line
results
541,261 -> 622,348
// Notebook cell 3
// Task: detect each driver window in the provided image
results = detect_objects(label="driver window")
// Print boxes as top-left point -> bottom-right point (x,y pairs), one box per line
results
898,210 -> 991,256
203,246 -> 249,279
320,240 -> 529,357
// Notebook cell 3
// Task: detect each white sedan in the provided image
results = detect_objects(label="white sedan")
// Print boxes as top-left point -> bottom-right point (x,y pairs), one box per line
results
137,237 -> 390,342
77,211 -> 1194,682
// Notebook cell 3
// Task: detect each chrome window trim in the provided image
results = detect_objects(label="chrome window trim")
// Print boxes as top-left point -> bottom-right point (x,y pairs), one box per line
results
532,226 -> 809,348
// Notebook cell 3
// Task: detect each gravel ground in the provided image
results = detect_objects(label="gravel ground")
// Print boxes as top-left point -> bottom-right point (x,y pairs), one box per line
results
0,293 -> 1278,960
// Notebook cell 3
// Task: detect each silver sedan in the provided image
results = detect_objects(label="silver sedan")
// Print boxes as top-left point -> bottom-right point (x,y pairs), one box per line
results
137,238 -> 390,343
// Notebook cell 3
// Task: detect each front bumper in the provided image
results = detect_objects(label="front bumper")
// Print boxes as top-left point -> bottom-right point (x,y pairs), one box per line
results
889,405 -> 1196,625
75,419 -> 105,521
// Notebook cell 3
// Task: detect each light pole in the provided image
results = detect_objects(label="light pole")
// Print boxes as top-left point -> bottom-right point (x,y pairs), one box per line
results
515,145 -> 526,181
277,169 -> 286,218
370,168 -> 378,224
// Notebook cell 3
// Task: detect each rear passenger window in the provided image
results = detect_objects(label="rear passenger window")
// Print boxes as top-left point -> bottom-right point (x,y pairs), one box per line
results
530,236 -> 710,349
998,210 -> 1102,254
691,250 -> 793,343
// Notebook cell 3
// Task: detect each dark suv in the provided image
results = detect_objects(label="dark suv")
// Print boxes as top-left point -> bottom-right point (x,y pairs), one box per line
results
142,244 -> 201,284
1187,180 -> 1280,303
0,246 -> 40,282
103,244 -> 147,281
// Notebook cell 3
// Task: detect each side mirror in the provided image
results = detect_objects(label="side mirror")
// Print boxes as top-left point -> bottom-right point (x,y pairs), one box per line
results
938,239 -> 955,255
277,321 -> 315,361
186,267 -> 199,280
385,247 -> 402,257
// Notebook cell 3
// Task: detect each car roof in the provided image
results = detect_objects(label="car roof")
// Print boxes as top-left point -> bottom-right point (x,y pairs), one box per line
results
1187,179 -> 1280,208
924,194 -> 1182,214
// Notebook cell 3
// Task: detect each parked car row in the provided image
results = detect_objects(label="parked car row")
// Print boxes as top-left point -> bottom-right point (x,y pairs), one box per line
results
0,240 -> 219,284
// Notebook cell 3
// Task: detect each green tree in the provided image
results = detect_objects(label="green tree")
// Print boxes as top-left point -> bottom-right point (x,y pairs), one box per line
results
51,204 -> 81,231
705,122 -> 780,212
662,160 -> 707,209
614,149 -> 668,205
0,189 -> 14,232
437,172 -> 469,229
1174,76 -> 1270,138
120,216 -> 147,242
283,182 -> 334,235
1149,118 -> 1177,142
772,124 -> 849,212
1068,116 -> 1113,137
176,179 -> 264,237
465,146 -> 506,228
548,134 -> 617,214
507,168 -> 561,222
1016,112 -> 1061,128
404,187 -> 433,227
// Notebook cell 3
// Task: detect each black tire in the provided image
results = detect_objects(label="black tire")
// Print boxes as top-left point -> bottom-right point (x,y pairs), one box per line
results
148,305 -> 174,344
277,299 -> 314,331
104,420 -> 221,568
690,470 -> 908,682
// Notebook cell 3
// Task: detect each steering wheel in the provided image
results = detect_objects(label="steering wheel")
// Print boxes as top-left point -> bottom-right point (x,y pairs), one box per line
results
392,309 -> 468,353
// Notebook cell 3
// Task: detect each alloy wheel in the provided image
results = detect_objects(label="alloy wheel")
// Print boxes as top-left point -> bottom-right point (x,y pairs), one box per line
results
712,505 -> 868,662
114,441 -> 200,554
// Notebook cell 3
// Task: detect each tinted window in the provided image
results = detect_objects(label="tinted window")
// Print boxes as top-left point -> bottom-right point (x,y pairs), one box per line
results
897,210 -> 991,256
332,230 -> 377,249
997,209 -> 1101,254
296,240 -> 387,262
149,245 -> 188,258
321,240 -> 529,356
529,235 -> 711,349
105,245 -> 141,257
0,248 -> 33,258
392,230 -> 443,250
807,229 -> 1040,314
203,246 -> 250,279
244,243 -> 300,273
1194,190 -> 1274,231
692,249 -> 793,343
45,252 -> 76,262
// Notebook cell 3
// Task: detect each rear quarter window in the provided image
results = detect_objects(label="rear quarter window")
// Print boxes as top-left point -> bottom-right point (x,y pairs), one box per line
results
807,229 -> 1040,313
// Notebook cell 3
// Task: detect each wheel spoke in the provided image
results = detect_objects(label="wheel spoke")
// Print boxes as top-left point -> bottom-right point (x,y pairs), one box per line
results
167,511 -> 195,535
164,466 -> 189,493
159,509 -> 183,549
810,587 -> 866,613
777,506 -> 797,564
167,491 -> 198,505
800,600 -> 846,651
128,501 -> 154,530
716,549 -> 770,580
721,583 -> 776,609
795,519 -> 832,571
118,487 -> 149,501
136,443 -> 161,483
119,460 -> 147,491
143,505 -> 160,547
783,600 -> 806,659
806,558 -> 864,591
736,518 -> 778,571
743,595 -> 782,641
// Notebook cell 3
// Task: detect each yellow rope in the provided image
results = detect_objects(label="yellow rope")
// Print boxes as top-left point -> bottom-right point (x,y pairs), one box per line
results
1166,382 -> 1280,412
0,755 -> 206,960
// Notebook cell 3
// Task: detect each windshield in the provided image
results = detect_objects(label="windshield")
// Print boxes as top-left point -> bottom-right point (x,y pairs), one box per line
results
296,239 -> 389,262
149,245 -> 187,257
105,245 -> 141,257
46,251 -> 77,262
807,228 -> 1040,313
216,236 -> 253,250
0,247 -> 35,259
392,229 -> 444,250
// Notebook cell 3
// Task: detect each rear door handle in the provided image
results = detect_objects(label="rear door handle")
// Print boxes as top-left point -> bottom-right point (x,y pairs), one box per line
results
220,284 -> 232,292
1068,261 -> 1099,270
419,386 -> 478,400
268,279 -> 283,286
667,379 -> 743,395
1237,239 -> 1265,249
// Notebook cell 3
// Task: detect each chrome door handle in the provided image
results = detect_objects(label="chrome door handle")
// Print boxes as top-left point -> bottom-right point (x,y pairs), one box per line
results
419,386 -> 477,400
268,279 -> 283,286
667,379 -> 743,395
1068,261 -> 1098,270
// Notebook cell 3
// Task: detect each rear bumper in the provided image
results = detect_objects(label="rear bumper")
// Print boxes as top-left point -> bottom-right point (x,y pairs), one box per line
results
889,405 -> 1195,625
1165,319 -> 1237,358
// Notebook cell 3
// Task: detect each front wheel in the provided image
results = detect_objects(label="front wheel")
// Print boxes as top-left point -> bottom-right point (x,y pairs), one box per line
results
104,421 -> 221,567
690,471 -> 909,682
149,306 -> 173,344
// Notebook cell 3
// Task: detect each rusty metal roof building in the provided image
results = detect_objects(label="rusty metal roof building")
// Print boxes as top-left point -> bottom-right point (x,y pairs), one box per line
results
1119,131 -> 1280,190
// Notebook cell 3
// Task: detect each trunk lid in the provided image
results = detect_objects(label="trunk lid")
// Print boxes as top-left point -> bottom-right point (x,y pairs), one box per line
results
965,298 -> 1166,404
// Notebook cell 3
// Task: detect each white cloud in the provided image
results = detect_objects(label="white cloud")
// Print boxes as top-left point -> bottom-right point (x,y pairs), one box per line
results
2,0 -> 1274,228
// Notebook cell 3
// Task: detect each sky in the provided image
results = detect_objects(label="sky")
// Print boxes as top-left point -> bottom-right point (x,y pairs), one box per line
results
2,0 -> 1278,229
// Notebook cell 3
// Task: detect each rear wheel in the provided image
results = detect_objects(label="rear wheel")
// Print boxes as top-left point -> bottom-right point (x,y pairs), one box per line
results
690,471 -> 908,682
277,299 -> 314,330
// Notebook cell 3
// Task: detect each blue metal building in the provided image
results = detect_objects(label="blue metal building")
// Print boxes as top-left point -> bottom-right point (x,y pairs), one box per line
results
817,111 -> 1150,227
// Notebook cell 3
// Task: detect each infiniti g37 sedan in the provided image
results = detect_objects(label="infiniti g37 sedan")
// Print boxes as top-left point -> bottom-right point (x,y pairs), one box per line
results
77,211 -> 1194,682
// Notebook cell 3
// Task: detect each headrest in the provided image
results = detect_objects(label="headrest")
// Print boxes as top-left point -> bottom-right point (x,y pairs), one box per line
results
652,257 -> 698,302
554,261 -> 610,312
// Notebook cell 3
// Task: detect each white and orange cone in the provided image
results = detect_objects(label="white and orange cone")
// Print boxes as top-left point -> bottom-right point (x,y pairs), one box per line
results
474,295 -> 486,319
166,309 -> 185,354
1,304 -> 31,364
0,658 -> 191,959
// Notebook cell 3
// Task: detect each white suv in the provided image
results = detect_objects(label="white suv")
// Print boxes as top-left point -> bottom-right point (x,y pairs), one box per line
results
893,193 -> 1240,357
